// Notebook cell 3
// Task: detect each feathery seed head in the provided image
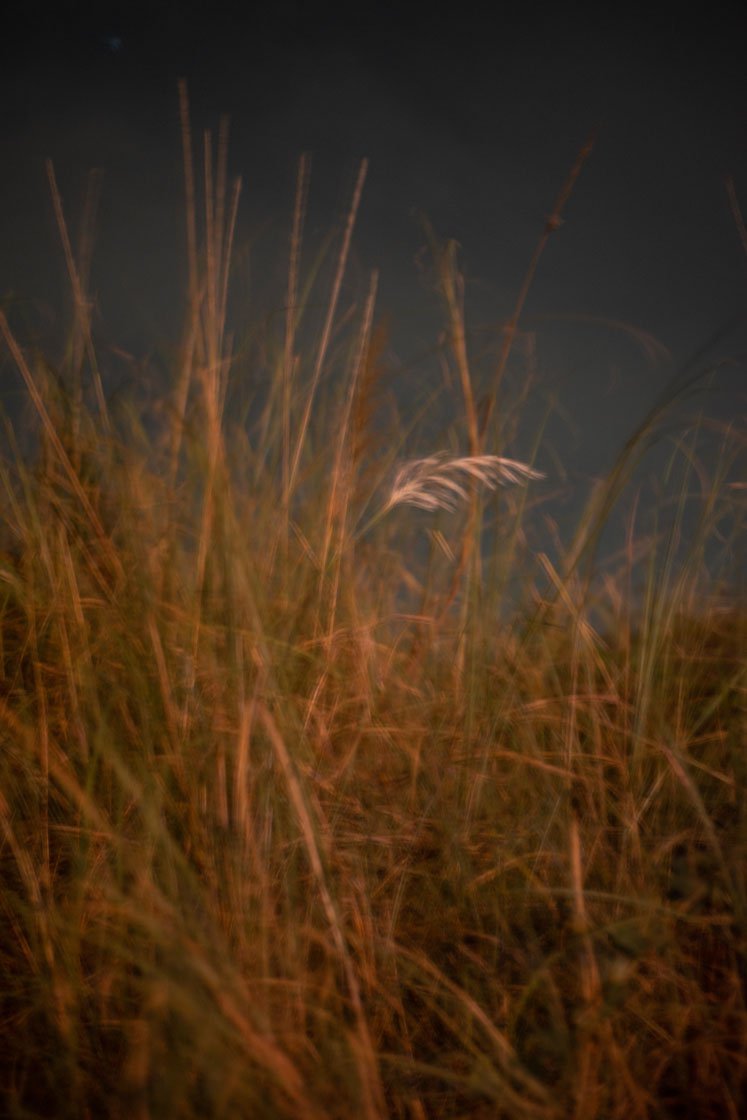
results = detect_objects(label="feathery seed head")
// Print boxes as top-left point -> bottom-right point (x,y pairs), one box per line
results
385,453 -> 544,514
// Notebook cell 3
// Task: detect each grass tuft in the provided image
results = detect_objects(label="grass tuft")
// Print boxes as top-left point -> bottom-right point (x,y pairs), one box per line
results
0,96 -> 745,1119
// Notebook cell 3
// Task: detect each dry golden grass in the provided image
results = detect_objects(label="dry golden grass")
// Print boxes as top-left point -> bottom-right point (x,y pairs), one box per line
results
0,87 -> 744,1118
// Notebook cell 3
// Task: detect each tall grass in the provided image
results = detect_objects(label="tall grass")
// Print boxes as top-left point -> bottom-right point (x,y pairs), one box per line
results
0,87 -> 745,1118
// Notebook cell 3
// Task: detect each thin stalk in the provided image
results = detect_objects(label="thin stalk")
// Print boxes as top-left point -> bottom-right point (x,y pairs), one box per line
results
289,159 -> 368,496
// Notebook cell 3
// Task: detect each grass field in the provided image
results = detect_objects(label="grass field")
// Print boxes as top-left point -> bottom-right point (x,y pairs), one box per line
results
0,89 -> 745,1118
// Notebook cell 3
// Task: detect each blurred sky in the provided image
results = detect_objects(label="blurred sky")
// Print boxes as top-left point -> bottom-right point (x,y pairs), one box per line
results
1,2 -> 745,581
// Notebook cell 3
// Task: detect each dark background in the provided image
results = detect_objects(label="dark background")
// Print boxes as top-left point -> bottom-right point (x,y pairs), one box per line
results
1,2 -> 745,587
